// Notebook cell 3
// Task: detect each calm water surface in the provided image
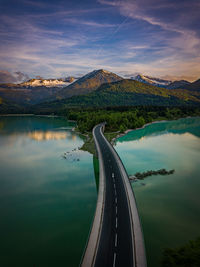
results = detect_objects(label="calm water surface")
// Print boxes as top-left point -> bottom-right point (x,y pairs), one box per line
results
1,116 -> 200,267
0,116 -> 97,267
115,117 -> 200,267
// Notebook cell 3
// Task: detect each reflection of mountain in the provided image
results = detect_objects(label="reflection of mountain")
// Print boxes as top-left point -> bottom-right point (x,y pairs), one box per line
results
28,131 -> 68,141
71,135 -> 77,141
117,117 -> 200,143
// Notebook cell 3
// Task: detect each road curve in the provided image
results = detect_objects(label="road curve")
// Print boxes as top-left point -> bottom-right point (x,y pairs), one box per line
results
81,124 -> 146,267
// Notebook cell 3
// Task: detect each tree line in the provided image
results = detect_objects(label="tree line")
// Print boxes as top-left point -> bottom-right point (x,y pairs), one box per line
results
66,106 -> 200,133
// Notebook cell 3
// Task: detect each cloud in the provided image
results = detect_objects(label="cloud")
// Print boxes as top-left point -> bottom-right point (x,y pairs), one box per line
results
98,0 -> 200,41
23,0 -> 56,9
97,0 -> 200,79
0,70 -> 29,83
160,75 -> 198,82
114,55 -> 200,82
63,18 -> 117,28
0,70 -> 17,83
15,72 -> 30,82
0,0 -> 199,80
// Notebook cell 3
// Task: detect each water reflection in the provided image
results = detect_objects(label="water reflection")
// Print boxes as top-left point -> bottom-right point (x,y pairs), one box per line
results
28,131 -> 68,141
0,116 -> 96,267
117,117 -> 200,143
115,117 -> 200,267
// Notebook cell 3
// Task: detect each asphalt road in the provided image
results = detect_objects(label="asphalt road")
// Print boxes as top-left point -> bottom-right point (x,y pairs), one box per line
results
93,124 -> 134,267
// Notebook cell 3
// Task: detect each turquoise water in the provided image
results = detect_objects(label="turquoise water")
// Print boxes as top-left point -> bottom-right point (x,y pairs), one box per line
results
115,117 -> 200,267
1,116 -> 200,267
0,116 -> 97,267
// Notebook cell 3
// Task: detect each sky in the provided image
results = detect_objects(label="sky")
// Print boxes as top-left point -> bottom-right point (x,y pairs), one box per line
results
0,0 -> 200,82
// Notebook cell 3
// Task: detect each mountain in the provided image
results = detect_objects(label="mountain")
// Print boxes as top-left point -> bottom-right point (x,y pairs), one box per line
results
96,79 -> 200,103
132,74 -> 192,89
0,96 -> 26,114
0,77 -> 76,89
0,77 -> 76,105
177,79 -> 200,91
0,86 -> 63,105
0,69 -> 122,104
132,74 -> 172,87
1,69 -> 200,112
32,79 -> 200,114
55,69 -> 123,99
166,80 -> 191,89
20,78 -> 75,88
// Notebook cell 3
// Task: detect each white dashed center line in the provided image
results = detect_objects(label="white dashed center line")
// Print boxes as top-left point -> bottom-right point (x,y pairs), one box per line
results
115,197 -> 117,204
113,252 -> 116,267
116,217 -> 118,228
115,233 -> 118,247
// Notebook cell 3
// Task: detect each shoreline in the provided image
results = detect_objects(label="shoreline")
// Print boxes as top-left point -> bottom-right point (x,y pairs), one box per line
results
0,114 -> 35,116
0,114 -> 61,117
0,114 -> 78,122
111,119 -> 167,145
110,115 -> 199,145
0,114 -> 198,153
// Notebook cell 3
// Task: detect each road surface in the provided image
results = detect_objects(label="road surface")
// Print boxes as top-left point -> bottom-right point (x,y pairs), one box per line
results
81,123 -> 146,267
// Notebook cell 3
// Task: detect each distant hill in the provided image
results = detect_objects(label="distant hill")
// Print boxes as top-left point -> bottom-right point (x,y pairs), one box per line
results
0,77 -> 77,105
0,86 -> 63,105
32,79 -> 200,114
0,96 -> 26,114
1,69 -> 200,113
178,79 -> 200,91
0,69 -> 122,104
97,79 -> 200,101
0,76 -> 76,105
55,69 -> 123,99
166,80 -> 191,89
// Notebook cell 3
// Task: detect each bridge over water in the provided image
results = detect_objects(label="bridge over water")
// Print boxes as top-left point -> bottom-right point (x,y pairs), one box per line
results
81,124 -> 147,267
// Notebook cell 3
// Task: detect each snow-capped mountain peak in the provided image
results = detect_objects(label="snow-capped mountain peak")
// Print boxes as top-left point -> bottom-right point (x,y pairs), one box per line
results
20,78 -> 76,88
131,74 -> 172,87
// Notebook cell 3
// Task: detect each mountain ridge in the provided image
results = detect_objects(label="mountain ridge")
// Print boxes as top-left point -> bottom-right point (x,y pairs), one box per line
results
0,77 -> 76,88
0,69 -> 200,110
54,69 -> 123,99
132,74 -> 172,87
31,79 -> 200,114
20,78 -> 75,88
177,79 -> 200,91
131,74 -> 192,89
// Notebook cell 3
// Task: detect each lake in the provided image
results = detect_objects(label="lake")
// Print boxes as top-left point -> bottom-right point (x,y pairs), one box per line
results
0,116 -> 200,267
0,116 -> 97,267
115,117 -> 200,267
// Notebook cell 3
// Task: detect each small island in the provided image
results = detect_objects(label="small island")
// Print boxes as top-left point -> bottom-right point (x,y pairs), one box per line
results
129,169 -> 175,181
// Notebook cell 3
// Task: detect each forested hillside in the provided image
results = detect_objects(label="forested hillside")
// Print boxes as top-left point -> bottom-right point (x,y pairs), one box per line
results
66,106 -> 200,133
